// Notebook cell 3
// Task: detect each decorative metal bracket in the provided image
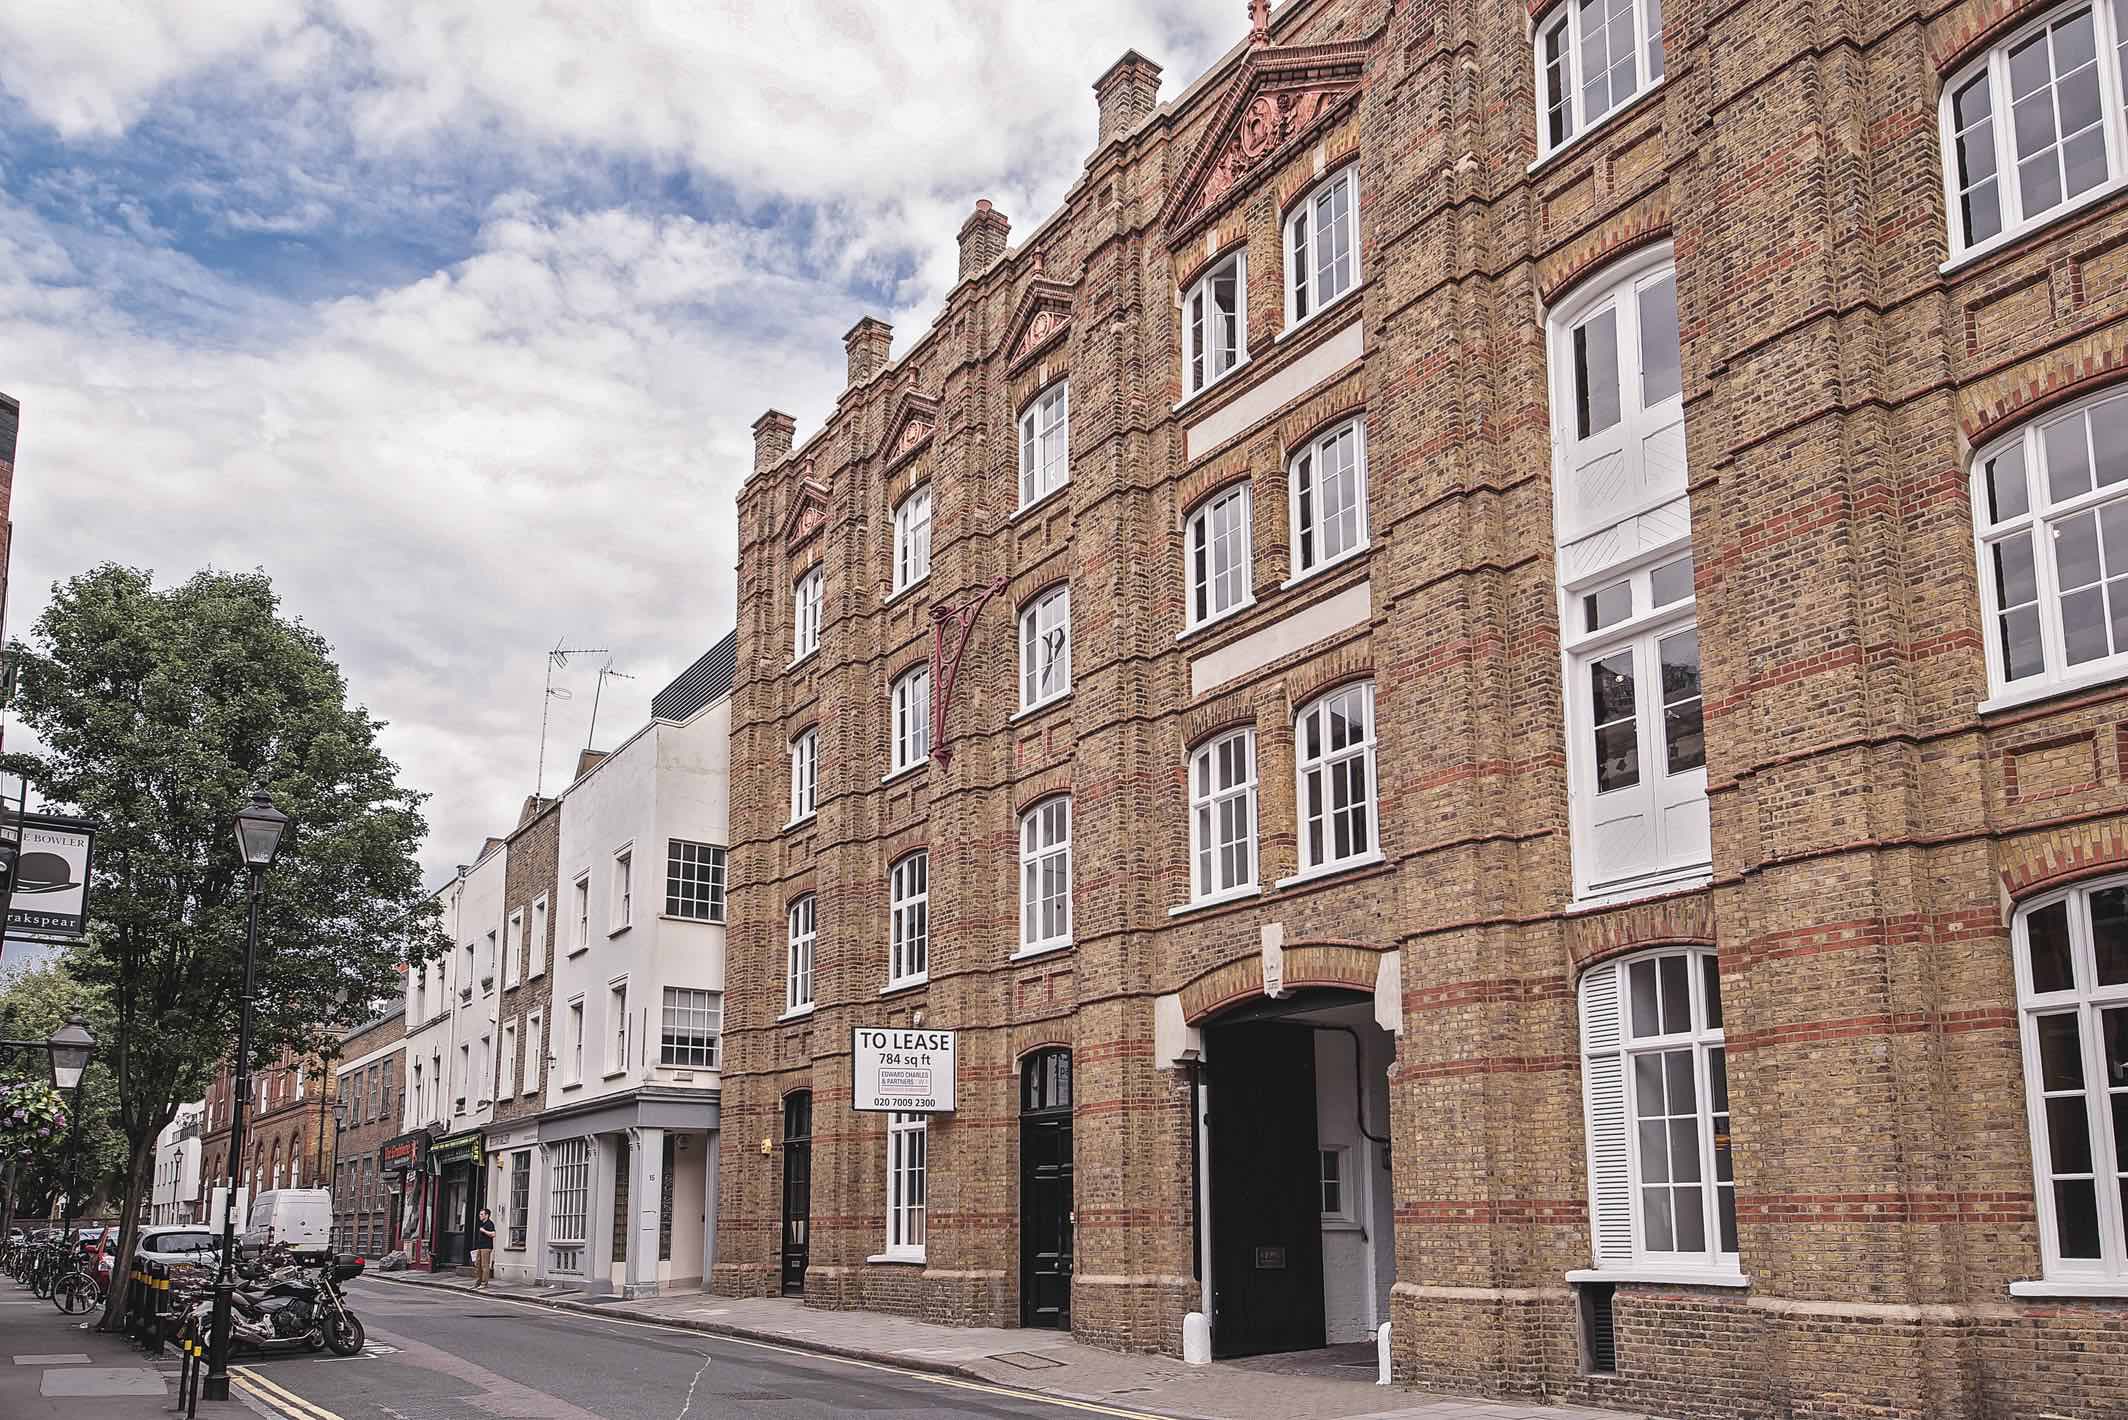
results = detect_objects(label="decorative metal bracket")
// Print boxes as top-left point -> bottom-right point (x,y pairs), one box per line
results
929,575 -> 1010,771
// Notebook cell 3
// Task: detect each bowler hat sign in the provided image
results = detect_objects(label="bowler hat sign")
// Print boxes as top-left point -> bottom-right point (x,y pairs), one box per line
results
851,1028 -> 956,1113
7,814 -> 95,941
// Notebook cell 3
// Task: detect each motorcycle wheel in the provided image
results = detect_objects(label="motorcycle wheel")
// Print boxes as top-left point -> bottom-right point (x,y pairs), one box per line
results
325,1312 -> 364,1357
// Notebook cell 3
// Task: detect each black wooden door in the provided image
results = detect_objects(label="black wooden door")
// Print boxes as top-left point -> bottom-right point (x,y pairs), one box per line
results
1020,1050 -> 1073,1328
780,1092 -> 812,1296
1208,1023 -> 1325,1358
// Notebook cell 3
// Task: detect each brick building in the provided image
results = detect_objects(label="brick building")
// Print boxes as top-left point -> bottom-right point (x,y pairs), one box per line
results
198,1046 -> 333,1224
484,794 -> 558,1284
332,1006 -> 405,1255
714,0 -> 2128,1416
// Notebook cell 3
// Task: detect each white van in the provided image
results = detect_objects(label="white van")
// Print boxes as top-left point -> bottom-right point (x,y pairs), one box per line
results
241,1189 -> 334,1255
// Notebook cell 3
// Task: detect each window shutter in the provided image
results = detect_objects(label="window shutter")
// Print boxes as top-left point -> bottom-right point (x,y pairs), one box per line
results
1580,961 -> 1634,1265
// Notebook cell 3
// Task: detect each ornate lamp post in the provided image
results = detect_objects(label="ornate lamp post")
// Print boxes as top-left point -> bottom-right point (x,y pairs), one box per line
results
204,790 -> 290,1402
48,1012 -> 94,1234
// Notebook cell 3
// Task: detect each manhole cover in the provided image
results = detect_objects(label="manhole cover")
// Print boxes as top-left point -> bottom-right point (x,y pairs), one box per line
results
987,1351 -> 1067,1370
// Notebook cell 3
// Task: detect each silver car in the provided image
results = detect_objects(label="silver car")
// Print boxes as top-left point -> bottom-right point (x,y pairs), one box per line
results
132,1225 -> 223,1273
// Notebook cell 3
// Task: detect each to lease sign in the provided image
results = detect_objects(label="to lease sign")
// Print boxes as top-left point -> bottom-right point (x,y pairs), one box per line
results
851,1028 -> 956,1113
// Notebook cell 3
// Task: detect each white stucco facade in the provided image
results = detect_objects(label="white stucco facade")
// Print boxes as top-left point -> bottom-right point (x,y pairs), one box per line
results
538,694 -> 729,1296
151,1101 -> 205,1225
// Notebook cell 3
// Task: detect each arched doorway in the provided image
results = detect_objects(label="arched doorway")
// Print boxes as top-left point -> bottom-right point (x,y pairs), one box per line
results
1019,1049 -> 1073,1328
780,1091 -> 811,1296
1201,988 -> 1395,1362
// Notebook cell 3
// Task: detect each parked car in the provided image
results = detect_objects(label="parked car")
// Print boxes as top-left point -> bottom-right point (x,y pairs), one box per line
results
133,1225 -> 223,1273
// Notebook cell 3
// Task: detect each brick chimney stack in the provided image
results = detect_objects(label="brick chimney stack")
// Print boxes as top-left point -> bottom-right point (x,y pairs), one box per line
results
843,317 -> 892,386
752,409 -> 796,476
1092,50 -> 1163,150
957,201 -> 1010,282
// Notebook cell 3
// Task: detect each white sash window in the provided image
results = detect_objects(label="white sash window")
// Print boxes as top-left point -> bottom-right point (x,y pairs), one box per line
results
1019,383 -> 1070,508
1020,797 -> 1072,953
1190,729 -> 1259,900
1289,418 -> 1368,578
1187,485 -> 1253,628
790,729 -> 818,823
885,1113 -> 928,1260
889,851 -> 929,988
893,487 -> 932,593
1020,587 -> 1071,710
1185,250 -> 1247,396
892,664 -> 930,772
792,567 -> 823,662
786,895 -> 816,1013
1536,0 -> 1666,158
1294,683 -> 1377,874
1285,167 -> 1358,327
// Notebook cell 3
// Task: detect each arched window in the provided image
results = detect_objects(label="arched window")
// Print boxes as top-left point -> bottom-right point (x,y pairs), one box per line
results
1941,1 -> 2128,260
1189,728 -> 1259,901
792,566 -> 823,662
1184,250 -> 1247,396
1022,1048 -> 1073,1114
786,895 -> 816,1014
1185,484 -> 1253,629
891,665 -> 930,773
889,851 -> 929,988
1019,383 -> 1070,509
1288,417 -> 1368,579
1547,248 -> 1706,902
893,486 -> 932,592
1972,384 -> 2128,703
1285,165 -> 1359,327
1577,946 -> 1736,1274
1019,798 -> 1072,954
1019,587 -> 1071,710
789,728 -> 818,823
1534,0 -> 1665,158
1294,683 -> 1377,875
2012,877 -> 2128,1282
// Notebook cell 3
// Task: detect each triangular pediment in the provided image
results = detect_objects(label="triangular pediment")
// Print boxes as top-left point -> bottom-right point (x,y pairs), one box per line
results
880,388 -> 942,469
782,472 -> 830,549
1160,43 -> 1368,241
1000,277 -> 1075,372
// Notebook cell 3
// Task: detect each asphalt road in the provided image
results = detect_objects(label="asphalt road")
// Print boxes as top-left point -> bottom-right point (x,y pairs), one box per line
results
225,1278 -> 1166,1420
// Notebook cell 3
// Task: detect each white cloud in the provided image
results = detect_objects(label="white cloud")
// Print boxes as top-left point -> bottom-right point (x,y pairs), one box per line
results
0,0 -> 1253,873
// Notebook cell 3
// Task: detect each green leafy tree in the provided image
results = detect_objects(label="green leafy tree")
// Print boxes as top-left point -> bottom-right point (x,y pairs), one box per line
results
1,565 -> 445,1327
0,964 -> 127,1223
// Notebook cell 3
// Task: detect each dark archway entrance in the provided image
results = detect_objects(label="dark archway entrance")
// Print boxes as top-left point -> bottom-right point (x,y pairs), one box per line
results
780,1091 -> 811,1296
1020,1049 -> 1074,1329
1202,989 -> 1394,1363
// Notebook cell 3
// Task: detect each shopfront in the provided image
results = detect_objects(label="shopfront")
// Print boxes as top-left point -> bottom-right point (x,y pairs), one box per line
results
430,1130 -> 485,1269
379,1129 -> 431,1265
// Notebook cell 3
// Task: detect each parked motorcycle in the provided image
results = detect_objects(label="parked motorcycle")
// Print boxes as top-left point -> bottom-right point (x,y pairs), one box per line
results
179,1247 -> 367,1358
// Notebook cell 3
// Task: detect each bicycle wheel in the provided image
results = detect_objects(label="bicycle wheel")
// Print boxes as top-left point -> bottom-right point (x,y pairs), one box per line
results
52,1272 -> 94,1315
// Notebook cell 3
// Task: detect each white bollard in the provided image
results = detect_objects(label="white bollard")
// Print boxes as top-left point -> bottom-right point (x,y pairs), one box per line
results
1182,1311 -> 1211,1365
1376,1321 -> 1392,1385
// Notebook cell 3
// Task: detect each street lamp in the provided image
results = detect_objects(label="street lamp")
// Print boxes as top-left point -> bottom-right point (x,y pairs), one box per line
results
205,790 -> 291,1403
50,1011 -> 94,1238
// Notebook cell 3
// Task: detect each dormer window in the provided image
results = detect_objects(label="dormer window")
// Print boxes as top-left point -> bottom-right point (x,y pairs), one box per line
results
1184,250 -> 1247,396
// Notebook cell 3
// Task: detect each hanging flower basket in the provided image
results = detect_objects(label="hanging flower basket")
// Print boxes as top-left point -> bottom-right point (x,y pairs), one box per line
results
0,1079 -> 69,1164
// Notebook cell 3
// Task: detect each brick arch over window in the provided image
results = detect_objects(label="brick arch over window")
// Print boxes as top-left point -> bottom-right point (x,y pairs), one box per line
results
1962,333 -> 2128,446
1535,195 -> 1671,306
1283,651 -> 1375,714
1999,822 -> 2128,899
1178,941 -> 1388,1024
1932,0 -> 2067,73
1564,891 -> 1719,973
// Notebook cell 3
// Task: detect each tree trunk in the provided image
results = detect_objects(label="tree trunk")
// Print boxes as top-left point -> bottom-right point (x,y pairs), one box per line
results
95,1129 -> 159,1332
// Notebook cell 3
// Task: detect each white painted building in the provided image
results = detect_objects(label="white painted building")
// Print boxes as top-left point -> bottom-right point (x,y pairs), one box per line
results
539,638 -> 731,1296
150,1101 -> 205,1225
393,867 -> 461,1268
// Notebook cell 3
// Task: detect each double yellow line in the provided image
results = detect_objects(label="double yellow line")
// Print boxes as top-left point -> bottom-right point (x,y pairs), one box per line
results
230,1363 -> 347,1420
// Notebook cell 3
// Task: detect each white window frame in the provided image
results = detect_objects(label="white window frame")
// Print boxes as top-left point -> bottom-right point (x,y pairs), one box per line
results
565,998 -> 585,1087
790,728 -> 819,823
889,850 -> 929,988
1018,382 -> 1070,509
660,987 -> 722,1070
885,1112 -> 928,1261
1577,947 -> 1737,1275
606,980 -> 629,1076
1319,1145 -> 1356,1225
1019,586 -> 1072,710
571,874 -> 590,955
892,664 -> 931,772
611,845 -> 633,933
1293,682 -> 1379,875
1186,484 -> 1254,630
1018,796 -> 1073,954
2012,876 -> 2128,1285
787,895 -> 817,1014
665,839 -> 726,922
894,486 -> 932,593
1288,418 -> 1369,580
524,1008 -> 543,1093
1534,0 -> 1667,161
1973,384 -> 2128,706
505,909 -> 524,988
530,895 -> 548,978
1189,728 -> 1259,902
548,1138 -> 590,1247
793,566 -> 824,662
1184,249 -> 1248,397
1939,1 -> 2128,264
1283,165 -> 1360,329
498,1019 -> 517,1100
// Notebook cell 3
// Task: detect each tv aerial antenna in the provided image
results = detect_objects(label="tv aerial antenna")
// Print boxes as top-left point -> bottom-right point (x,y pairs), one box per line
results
585,659 -> 636,754
536,638 -> 608,797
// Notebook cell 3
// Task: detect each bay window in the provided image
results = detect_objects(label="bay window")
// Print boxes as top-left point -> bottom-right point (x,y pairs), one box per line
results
1973,385 -> 2128,701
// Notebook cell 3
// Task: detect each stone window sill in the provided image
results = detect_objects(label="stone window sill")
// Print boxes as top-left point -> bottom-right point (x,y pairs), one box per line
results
1169,885 -> 1262,917
1275,851 -> 1385,891
2009,1279 -> 2128,1298
777,1005 -> 816,1023
867,1251 -> 926,1265
1011,941 -> 1073,963
1566,1267 -> 1749,1288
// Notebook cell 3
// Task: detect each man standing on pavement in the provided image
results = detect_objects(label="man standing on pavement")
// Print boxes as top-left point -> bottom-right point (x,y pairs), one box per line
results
473,1207 -> 496,1288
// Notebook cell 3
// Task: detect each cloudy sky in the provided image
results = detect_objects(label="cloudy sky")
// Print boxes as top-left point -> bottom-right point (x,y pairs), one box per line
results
0,1 -> 1237,881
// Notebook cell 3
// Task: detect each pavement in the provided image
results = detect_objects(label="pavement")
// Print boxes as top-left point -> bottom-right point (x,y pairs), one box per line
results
0,1272 -> 281,1420
341,1267 -> 1659,1420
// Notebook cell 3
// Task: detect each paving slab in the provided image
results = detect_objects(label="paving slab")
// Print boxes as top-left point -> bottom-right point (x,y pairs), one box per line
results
11,1353 -> 89,1365
37,1365 -> 165,1397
